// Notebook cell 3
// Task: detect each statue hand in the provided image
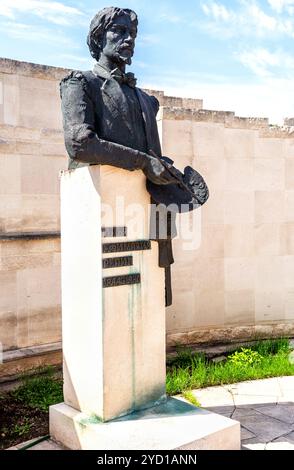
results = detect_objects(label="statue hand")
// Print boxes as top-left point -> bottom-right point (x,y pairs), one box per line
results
142,155 -> 178,185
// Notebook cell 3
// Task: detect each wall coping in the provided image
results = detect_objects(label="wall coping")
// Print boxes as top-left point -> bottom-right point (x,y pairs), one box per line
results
0,57 -> 293,134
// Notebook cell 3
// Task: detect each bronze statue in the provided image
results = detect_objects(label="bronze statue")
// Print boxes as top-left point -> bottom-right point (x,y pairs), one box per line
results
60,7 -> 209,306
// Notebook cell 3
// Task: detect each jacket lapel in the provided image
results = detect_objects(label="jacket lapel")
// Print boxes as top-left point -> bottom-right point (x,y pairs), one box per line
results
136,88 -> 161,156
93,64 -> 131,131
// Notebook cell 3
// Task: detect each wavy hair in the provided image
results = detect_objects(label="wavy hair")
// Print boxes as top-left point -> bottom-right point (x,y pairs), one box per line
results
87,7 -> 138,61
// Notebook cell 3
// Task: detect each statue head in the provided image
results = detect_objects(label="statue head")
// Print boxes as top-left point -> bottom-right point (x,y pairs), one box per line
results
87,7 -> 138,66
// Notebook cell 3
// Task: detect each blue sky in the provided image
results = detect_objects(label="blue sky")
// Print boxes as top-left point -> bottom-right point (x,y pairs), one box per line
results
1,0 -> 294,123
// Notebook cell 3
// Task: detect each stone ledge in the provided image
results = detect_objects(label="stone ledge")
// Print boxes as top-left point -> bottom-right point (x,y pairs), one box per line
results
166,323 -> 294,348
0,342 -> 62,382
0,57 -> 70,81
0,231 -> 61,241
160,107 -> 294,136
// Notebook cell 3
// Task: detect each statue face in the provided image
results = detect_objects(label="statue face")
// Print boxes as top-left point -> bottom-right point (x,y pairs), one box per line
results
102,14 -> 137,66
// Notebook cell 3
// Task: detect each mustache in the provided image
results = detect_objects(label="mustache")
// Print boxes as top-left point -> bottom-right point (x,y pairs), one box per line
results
117,43 -> 134,52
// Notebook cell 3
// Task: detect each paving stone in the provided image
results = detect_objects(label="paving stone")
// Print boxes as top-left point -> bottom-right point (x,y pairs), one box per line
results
191,386 -> 234,408
225,378 -> 281,397
7,437 -> 44,450
241,427 -> 256,440
203,406 -> 234,416
241,437 -> 266,450
239,413 -> 293,442
232,394 -> 278,407
265,439 -> 294,450
251,403 -> 294,424
277,376 -> 294,395
232,407 -> 257,419
282,431 -> 294,442
28,439 -> 64,450
278,395 -> 294,404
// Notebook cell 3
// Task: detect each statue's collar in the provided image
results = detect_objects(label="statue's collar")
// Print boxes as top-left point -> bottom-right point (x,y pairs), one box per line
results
92,63 -> 112,80
92,63 -> 137,89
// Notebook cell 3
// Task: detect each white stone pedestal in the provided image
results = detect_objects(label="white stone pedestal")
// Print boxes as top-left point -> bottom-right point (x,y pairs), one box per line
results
50,165 -> 240,450
58,166 -> 166,422
50,398 -> 240,450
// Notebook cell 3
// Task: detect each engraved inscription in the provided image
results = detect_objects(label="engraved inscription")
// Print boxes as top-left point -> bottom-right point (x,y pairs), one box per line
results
102,240 -> 151,254
102,256 -> 133,269
101,227 -> 127,238
103,273 -> 141,288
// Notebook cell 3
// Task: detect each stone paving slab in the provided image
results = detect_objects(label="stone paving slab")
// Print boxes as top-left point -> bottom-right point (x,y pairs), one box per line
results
28,440 -> 64,450
265,438 -> 294,450
237,413 -> 293,442
277,377 -> 294,397
251,403 -> 294,424
232,394 -> 279,407
231,408 -> 258,419
192,376 -> 294,450
241,428 -> 256,440
191,386 -> 235,408
242,437 -> 266,450
225,378 -> 282,397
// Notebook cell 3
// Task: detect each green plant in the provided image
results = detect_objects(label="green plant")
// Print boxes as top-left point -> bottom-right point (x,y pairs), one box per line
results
166,339 -> 294,395
12,419 -> 31,437
2,419 -> 32,439
182,391 -> 201,407
251,338 -> 290,356
227,348 -> 263,367
11,372 -> 63,411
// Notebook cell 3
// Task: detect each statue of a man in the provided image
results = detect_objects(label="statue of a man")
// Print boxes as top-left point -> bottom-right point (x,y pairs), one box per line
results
60,7 -> 176,183
60,6 -> 208,306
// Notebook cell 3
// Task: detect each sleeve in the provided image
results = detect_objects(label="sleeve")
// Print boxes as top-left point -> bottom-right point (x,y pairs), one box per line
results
60,71 -> 147,171
150,95 -> 160,116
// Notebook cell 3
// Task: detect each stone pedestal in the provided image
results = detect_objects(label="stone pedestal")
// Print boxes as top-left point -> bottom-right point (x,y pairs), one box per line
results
50,165 -> 240,450
50,398 -> 240,450
58,166 -> 166,422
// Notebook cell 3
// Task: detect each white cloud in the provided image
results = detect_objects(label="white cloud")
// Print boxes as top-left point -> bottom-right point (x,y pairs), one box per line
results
268,0 -> 294,13
201,0 -> 294,38
0,0 -> 84,26
237,47 -> 294,78
202,2 -> 233,21
0,21 -> 76,46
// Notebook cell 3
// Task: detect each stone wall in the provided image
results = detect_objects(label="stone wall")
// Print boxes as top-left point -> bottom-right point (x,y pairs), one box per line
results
0,60 -> 67,368
0,57 -> 293,376
163,108 -> 294,347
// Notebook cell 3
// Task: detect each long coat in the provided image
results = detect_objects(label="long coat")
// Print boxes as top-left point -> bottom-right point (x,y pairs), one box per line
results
60,64 -> 174,306
60,63 -> 162,170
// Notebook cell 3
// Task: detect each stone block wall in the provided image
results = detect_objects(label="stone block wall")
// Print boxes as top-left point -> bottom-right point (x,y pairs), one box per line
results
0,59 -> 68,369
161,108 -> 294,347
0,57 -> 293,376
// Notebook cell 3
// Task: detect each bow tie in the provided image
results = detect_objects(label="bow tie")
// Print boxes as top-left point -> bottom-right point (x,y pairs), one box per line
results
110,68 -> 137,88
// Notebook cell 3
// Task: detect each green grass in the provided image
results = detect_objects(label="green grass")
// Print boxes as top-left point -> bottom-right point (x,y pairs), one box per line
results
167,339 -> 294,395
182,391 -> 201,407
5,339 -> 294,411
11,367 -> 63,411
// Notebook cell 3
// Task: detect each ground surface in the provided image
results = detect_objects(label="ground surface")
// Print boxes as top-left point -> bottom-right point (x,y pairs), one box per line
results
5,376 -> 294,450
191,376 -> 294,450
0,395 -> 48,450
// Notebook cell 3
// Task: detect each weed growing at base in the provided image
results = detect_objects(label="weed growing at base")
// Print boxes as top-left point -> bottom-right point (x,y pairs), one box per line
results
166,338 -> 294,395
